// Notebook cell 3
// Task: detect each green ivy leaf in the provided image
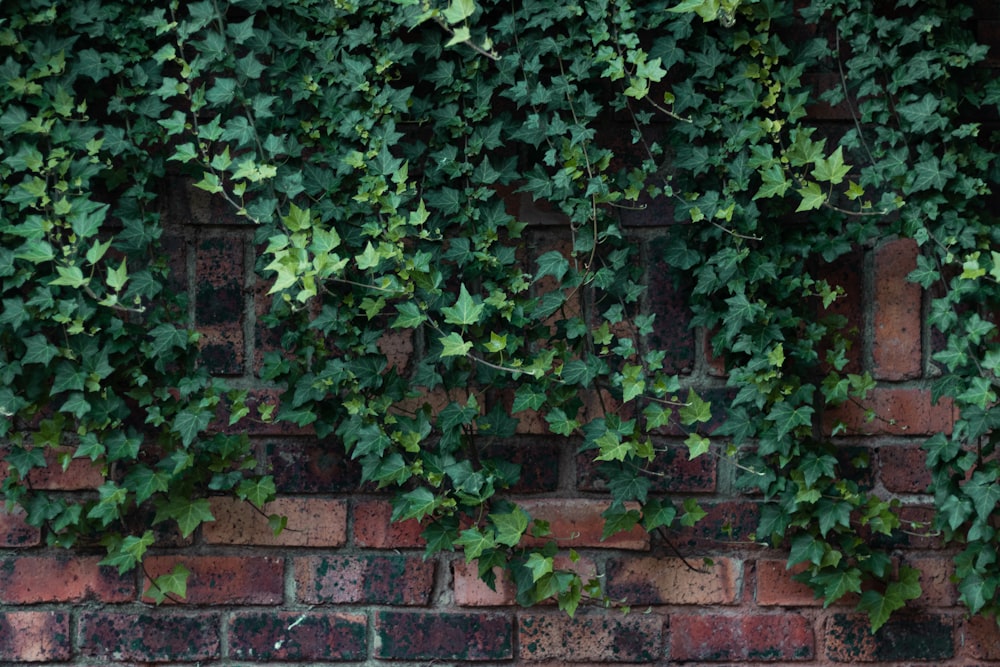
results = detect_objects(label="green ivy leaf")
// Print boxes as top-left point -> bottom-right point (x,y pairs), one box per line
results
491,506 -> 530,546
442,284 -> 484,326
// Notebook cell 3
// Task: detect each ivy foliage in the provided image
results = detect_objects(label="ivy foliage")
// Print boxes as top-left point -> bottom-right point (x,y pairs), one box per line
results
2,0 -> 1000,628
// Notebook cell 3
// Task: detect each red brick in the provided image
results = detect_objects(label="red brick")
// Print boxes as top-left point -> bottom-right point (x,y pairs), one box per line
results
0,507 -> 40,547
872,238 -> 922,380
0,611 -> 71,662
671,613 -> 815,661
375,611 -> 512,661
453,555 -> 598,607
578,441 -> 717,494
647,236 -> 695,374
756,560 -> 826,607
517,499 -> 649,550
878,443 -> 931,494
909,557 -> 958,607
267,439 -> 363,493
823,388 -> 955,436
296,555 -> 434,605
824,612 -> 954,662
961,614 -> 1000,659
203,496 -> 347,546
143,555 -> 283,604
606,556 -> 740,605
378,329 -> 413,371
79,611 -> 220,662
229,611 -> 367,661
804,72 -> 854,120
0,444 -> 104,490
518,611 -> 665,662
352,499 -> 425,548
670,500 -> 760,550
0,555 -> 134,603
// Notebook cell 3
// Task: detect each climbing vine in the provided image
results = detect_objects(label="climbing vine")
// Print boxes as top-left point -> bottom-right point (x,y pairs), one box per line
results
2,0 -> 1000,627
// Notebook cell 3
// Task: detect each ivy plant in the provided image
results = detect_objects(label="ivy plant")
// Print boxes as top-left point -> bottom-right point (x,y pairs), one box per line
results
3,0 -> 1000,628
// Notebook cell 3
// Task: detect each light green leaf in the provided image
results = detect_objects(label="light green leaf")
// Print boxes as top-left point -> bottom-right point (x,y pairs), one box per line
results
438,332 -> 473,357
442,284 -> 484,326
491,506 -> 529,546
795,182 -> 826,212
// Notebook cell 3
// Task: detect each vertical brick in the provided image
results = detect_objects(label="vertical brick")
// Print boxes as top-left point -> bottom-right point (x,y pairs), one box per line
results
517,499 -> 649,550
0,611 -> 71,662
518,611 -> 664,662
143,555 -> 283,605
374,611 -> 512,661
195,235 -> 245,375
823,388 -> 955,436
229,611 -> 367,662
878,443 -> 931,494
266,439 -> 363,493
79,612 -> 220,662
605,556 -> 740,605
824,612 -> 954,662
296,555 -> 434,605
872,239 -> 922,380
908,557 -> 958,607
352,499 -> 425,548
0,555 -> 134,603
670,613 -> 815,661
203,497 -> 347,546
0,508 -> 40,547
647,234 -> 695,374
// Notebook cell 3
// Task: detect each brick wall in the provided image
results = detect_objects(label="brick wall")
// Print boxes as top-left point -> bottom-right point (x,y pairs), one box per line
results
6,14 -> 1000,667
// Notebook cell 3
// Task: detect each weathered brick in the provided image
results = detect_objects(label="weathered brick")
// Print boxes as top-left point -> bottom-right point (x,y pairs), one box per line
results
15,445 -> 105,490
374,611 -> 513,661
670,613 -> 815,661
605,556 -> 740,605
481,437 -> 561,493
203,496 -> 347,547
517,499 -> 649,550
872,238 -> 922,380
296,554 -> 434,605
824,612 -> 954,662
877,443 -> 931,493
143,555 -> 283,605
0,507 -> 40,547
352,499 -> 425,548
961,614 -> 1000,659
0,555 -> 134,603
823,388 -> 955,436
267,439 -> 363,492
0,611 -> 71,662
229,611 -> 367,662
79,611 -> 220,662
578,441 -> 717,494
669,500 -> 760,550
518,611 -> 665,662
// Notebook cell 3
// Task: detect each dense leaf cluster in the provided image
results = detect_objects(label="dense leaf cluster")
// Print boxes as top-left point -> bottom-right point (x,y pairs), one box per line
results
2,0 -> 1000,626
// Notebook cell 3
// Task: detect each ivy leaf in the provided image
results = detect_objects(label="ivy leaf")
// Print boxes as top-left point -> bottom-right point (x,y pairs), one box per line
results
678,388 -> 711,426
795,181 -> 826,212
123,466 -> 170,505
237,476 -> 276,509
455,527 -> 496,561
22,334 -> 58,366
601,504 -> 640,540
545,407 -> 579,436
146,564 -> 190,604
534,250 -> 570,283
172,408 -> 212,447
766,401 -> 815,439
967,471 -> 1000,520
641,498 -> 677,531
684,432 -> 711,459
441,284 -> 484,326
154,497 -> 214,538
438,332 -> 473,357
811,146 -> 851,185
814,568 -> 862,606
524,552 -> 554,582
857,567 -> 921,632
393,302 -> 426,328
491,506 -> 529,546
